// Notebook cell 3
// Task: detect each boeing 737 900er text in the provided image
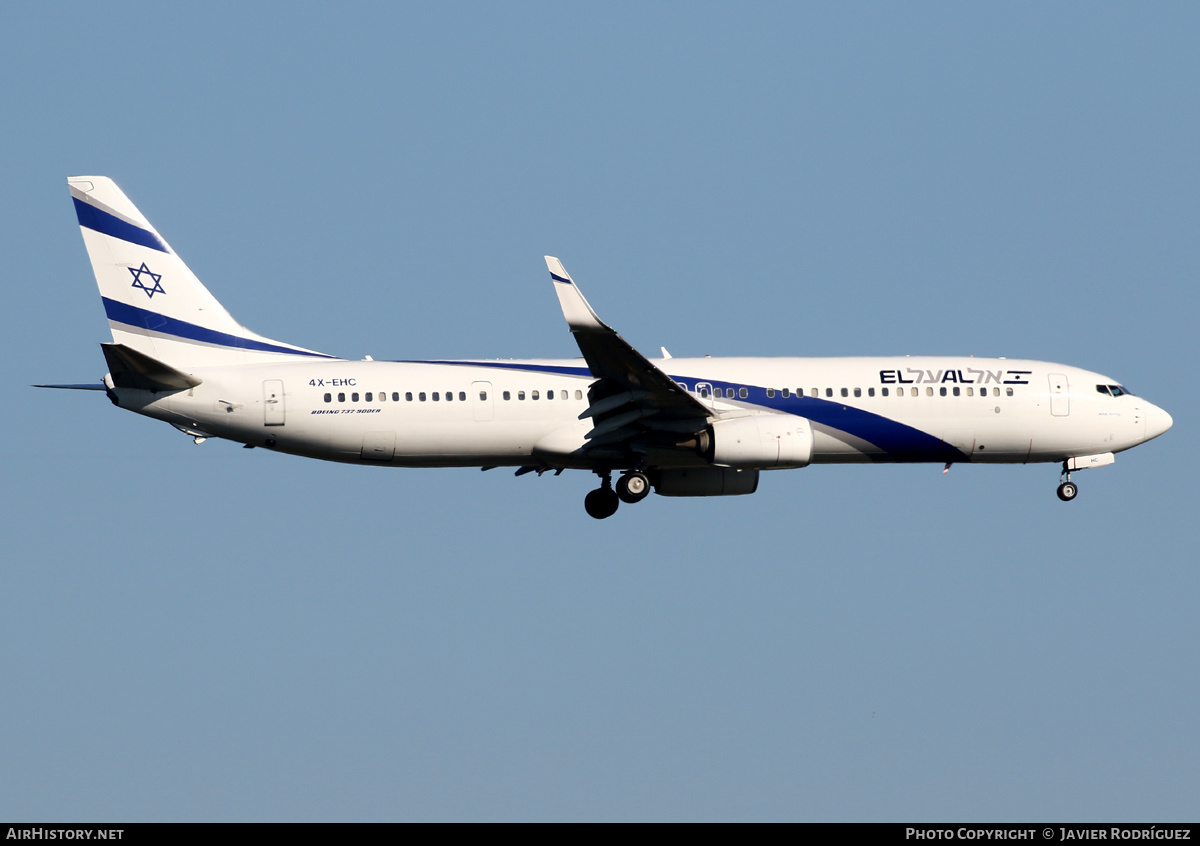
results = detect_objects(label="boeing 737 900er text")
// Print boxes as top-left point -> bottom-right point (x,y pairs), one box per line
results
41,177 -> 1172,518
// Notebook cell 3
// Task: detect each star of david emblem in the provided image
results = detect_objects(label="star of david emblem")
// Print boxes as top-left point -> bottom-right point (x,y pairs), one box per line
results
128,262 -> 165,298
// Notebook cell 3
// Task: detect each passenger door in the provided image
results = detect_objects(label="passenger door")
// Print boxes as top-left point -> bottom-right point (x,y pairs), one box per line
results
1049,373 -> 1069,417
263,380 -> 285,426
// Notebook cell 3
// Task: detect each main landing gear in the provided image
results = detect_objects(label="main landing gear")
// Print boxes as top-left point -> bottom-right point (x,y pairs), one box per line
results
616,470 -> 650,504
1057,461 -> 1078,502
584,470 -> 651,519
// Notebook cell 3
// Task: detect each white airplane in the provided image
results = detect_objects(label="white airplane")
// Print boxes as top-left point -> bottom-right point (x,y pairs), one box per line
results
43,176 -> 1172,519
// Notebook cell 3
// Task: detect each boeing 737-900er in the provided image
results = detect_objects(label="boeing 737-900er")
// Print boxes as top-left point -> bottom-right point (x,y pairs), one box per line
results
41,176 -> 1173,518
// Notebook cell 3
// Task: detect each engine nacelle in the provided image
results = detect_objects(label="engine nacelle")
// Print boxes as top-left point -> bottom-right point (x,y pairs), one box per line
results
655,467 -> 759,497
706,414 -> 813,469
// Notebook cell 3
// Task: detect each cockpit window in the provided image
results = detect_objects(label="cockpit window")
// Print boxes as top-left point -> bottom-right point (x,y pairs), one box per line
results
1109,385 -> 1131,397
1096,384 -> 1111,396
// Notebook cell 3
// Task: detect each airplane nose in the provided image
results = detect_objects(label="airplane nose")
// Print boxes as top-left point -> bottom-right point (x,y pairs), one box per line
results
1145,403 -> 1173,441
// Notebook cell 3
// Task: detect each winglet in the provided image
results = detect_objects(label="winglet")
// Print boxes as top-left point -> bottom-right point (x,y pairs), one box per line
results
545,256 -> 608,333
542,257 -> 713,421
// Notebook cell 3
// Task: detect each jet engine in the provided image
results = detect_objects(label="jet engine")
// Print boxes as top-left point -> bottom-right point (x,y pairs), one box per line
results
700,414 -> 814,469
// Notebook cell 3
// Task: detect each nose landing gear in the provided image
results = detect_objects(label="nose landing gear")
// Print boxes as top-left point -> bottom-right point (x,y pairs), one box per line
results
1057,462 -> 1078,502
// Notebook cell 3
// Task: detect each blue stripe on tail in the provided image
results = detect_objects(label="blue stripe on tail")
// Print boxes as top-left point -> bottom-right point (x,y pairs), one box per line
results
102,297 -> 336,358
74,198 -> 169,253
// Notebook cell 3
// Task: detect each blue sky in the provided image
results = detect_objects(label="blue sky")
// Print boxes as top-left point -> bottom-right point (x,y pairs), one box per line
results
1,2 -> 1196,821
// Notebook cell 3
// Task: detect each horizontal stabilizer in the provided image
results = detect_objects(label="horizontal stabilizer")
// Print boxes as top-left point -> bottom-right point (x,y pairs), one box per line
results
101,343 -> 202,392
33,383 -> 106,391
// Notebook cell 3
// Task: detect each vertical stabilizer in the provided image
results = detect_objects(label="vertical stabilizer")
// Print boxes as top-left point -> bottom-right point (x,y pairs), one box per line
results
69,176 -> 333,367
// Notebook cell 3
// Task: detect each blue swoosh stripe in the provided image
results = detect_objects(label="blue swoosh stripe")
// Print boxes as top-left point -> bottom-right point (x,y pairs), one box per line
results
677,377 -> 959,459
103,297 -> 335,358
401,360 -> 594,377
757,392 -> 961,459
74,198 -> 169,253
404,360 -> 960,458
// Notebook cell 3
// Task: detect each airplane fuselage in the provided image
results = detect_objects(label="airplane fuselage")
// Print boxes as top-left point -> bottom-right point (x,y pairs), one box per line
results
115,355 -> 1165,470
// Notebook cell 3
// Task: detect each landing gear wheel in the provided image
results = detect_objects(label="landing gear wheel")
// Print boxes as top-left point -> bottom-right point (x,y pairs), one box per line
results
1057,481 -> 1078,502
616,471 -> 651,504
584,486 -> 620,519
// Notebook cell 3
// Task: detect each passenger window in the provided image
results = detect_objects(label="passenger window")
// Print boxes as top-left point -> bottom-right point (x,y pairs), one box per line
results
324,393 -> 331,403
766,388 -> 775,398
811,388 -> 818,398
699,387 -> 709,398
532,390 -> 540,400
825,388 -> 833,398
432,392 -> 439,401
841,388 -> 848,398
393,392 -> 400,401
419,392 -> 426,402
518,391 -> 525,400
925,387 -> 933,397
405,392 -> 412,401
379,392 -> 386,402
781,388 -> 790,398
479,391 -> 487,401
939,387 -> 947,397
365,392 -> 373,402
575,390 -> 583,400
352,392 -> 360,402
338,393 -> 345,402
738,387 -> 748,399
503,391 -> 511,400
966,387 -> 973,397
1006,387 -> 1013,396
882,387 -> 889,397
953,387 -> 960,396
993,387 -> 1000,397
854,388 -> 862,398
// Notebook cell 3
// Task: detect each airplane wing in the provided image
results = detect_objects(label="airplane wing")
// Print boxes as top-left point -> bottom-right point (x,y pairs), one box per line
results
545,257 -> 713,455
